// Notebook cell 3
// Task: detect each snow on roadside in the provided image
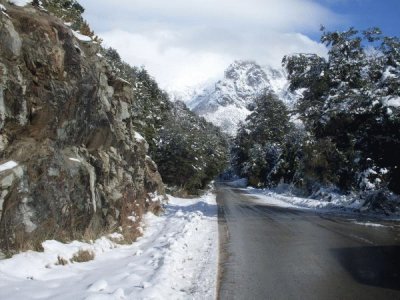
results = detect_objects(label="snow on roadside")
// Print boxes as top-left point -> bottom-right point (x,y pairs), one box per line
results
353,221 -> 386,228
249,193 -> 297,209
244,188 -> 363,211
0,193 -> 219,300
240,187 -> 400,221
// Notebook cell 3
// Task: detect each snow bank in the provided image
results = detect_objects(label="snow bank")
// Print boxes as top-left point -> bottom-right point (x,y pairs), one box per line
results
0,193 -> 219,299
245,186 -> 400,219
250,193 -> 297,208
245,188 -> 363,211
353,221 -> 386,227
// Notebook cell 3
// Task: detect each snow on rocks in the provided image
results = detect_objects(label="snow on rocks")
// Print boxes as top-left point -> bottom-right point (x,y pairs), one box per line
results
68,157 -> 81,163
72,30 -> 92,42
0,160 -> 18,172
10,0 -> 31,7
0,192 -> 219,299
134,131 -> 145,142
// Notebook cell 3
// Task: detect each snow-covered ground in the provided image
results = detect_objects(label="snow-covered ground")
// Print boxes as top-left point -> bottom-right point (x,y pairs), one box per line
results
249,192 -> 298,209
0,193 -> 219,300
242,186 -> 400,222
248,189 -> 363,211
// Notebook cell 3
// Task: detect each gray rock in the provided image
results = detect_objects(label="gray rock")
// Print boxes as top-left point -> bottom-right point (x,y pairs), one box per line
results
0,17 -> 22,59
0,5 -> 165,253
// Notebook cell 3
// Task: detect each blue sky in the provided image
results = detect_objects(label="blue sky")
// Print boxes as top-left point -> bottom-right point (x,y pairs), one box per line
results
314,0 -> 400,39
80,0 -> 399,92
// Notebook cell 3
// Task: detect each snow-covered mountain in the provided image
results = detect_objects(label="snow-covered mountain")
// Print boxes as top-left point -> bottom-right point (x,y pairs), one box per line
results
167,80 -> 213,104
183,61 -> 296,135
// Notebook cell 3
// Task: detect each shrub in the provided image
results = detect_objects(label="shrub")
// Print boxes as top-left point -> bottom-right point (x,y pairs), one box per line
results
71,249 -> 95,263
56,256 -> 69,265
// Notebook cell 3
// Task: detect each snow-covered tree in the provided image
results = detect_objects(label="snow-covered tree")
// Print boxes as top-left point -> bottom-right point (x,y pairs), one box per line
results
232,92 -> 292,186
284,27 -> 400,194
155,102 -> 229,193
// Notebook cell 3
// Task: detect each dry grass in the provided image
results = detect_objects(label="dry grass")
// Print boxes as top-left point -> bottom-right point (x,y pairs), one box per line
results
117,190 -> 145,244
71,249 -> 95,263
55,250 -> 95,266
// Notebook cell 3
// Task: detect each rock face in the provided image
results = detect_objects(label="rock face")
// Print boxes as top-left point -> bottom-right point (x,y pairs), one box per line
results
187,61 -> 296,135
0,4 -> 165,252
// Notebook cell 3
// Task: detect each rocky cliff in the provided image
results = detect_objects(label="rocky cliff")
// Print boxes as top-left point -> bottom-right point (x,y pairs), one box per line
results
0,2 -> 165,253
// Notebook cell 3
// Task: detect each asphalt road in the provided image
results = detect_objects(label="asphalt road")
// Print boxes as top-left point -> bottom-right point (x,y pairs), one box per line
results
217,184 -> 400,300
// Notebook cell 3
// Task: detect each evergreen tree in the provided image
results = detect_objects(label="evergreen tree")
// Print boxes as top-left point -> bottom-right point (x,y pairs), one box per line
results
39,0 -> 87,32
283,27 -> 400,194
155,102 -> 229,194
101,48 -> 229,194
232,92 -> 292,186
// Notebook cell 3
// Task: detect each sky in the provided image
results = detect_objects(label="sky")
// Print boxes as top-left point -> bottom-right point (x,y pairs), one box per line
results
79,0 -> 400,93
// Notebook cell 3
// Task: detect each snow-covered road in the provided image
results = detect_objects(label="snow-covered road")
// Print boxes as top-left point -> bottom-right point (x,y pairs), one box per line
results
0,193 -> 219,300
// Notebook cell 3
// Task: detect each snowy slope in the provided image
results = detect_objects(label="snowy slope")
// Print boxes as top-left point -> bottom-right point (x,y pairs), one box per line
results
0,193 -> 218,300
183,61 -> 296,135
167,79 -> 215,104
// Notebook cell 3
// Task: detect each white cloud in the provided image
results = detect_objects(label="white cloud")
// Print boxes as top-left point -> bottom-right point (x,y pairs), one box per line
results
100,29 -> 234,91
80,0 -> 342,91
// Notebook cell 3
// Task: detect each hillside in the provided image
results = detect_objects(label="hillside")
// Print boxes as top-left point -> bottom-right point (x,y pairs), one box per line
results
0,0 -> 228,254
0,1 -> 168,253
231,28 -> 400,213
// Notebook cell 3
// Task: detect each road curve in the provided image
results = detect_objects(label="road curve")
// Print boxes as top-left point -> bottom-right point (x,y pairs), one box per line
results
217,184 -> 400,300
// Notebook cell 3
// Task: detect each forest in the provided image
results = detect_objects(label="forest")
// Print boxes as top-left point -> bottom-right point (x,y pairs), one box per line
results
232,27 -> 400,208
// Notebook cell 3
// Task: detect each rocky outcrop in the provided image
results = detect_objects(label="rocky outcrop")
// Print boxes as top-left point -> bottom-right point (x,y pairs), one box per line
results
0,3 -> 165,253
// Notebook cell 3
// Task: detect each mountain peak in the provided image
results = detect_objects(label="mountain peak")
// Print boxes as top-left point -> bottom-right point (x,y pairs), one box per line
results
225,60 -> 263,78
224,60 -> 270,93
185,60 -> 295,135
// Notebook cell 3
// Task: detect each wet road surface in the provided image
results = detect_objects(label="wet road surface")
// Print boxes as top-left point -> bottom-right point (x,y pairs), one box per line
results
217,184 -> 400,300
